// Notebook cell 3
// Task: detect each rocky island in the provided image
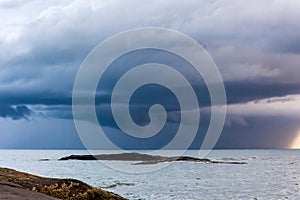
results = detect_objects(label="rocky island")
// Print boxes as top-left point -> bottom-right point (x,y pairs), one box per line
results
59,152 -> 247,165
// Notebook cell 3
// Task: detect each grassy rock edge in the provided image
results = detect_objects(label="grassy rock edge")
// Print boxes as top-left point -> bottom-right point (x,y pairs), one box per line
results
0,167 -> 126,200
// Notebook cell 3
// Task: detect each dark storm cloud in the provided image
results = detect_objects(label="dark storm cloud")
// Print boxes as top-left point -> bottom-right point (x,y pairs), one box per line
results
0,90 -> 72,106
1,79 -> 300,121
0,104 -> 32,120
225,82 -> 300,104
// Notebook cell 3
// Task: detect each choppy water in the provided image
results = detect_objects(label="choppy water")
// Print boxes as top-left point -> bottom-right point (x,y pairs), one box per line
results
0,150 -> 300,200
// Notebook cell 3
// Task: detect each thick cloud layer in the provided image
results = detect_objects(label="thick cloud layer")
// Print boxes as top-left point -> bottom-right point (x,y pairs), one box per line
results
0,0 -> 299,149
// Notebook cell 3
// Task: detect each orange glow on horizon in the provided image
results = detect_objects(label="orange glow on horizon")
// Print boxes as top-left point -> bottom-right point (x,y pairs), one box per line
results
290,131 -> 300,149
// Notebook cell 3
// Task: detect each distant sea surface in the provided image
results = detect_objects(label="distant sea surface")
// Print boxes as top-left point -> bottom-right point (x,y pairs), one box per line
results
0,150 -> 300,200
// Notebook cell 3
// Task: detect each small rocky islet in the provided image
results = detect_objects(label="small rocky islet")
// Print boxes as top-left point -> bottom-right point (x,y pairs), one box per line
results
59,152 -> 247,165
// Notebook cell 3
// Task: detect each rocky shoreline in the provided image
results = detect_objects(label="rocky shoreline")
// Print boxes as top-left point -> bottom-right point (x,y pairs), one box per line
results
0,167 -> 126,200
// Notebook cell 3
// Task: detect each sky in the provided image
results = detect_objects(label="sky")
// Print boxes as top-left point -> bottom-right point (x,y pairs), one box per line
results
0,0 -> 300,149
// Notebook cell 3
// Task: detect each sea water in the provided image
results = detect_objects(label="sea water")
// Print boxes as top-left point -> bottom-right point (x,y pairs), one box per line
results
0,150 -> 299,200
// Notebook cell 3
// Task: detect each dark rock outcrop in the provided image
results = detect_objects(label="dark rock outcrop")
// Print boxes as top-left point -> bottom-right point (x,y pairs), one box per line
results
59,152 -> 164,161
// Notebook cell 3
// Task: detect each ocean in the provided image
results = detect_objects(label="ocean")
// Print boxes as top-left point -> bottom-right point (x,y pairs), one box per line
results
0,150 -> 299,200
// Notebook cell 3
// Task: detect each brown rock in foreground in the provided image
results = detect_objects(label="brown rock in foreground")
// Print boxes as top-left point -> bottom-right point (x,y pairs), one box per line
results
0,168 -> 126,200
0,182 -> 58,200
